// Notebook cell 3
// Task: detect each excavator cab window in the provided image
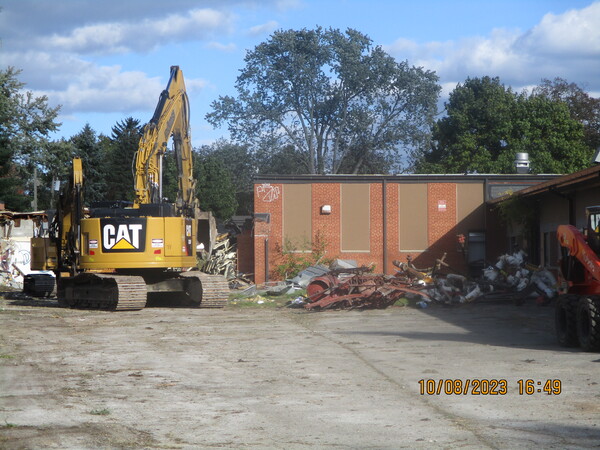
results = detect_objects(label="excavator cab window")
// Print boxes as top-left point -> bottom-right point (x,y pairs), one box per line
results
586,206 -> 600,255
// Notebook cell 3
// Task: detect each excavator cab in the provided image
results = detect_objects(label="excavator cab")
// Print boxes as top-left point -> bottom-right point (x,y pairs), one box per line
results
586,206 -> 600,255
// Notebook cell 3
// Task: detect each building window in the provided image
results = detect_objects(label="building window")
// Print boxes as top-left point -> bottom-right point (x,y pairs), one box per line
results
341,184 -> 370,252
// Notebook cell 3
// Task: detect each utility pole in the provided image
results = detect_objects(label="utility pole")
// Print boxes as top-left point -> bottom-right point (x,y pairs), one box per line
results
32,166 -> 38,211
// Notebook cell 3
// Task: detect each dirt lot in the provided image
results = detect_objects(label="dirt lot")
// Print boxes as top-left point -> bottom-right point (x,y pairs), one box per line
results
1,292 -> 600,449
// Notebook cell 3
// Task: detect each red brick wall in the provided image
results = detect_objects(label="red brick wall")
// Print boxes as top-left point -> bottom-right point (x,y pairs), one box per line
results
385,181 -> 399,274
254,183 -> 283,283
421,183 -> 463,270
312,183 -> 341,255
236,229 -> 254,277
253,181 -> 475,284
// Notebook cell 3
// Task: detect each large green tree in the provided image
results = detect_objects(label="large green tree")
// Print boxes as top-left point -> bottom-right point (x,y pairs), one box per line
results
194,153 -> 237,221
533,77 -> 600,151
197,140 -> 256,215
207,27 -> 440,174
0,67 -> 61,210
415,76 -> 591,174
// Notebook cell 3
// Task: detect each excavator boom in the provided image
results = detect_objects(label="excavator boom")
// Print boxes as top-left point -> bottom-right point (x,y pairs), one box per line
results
134,66 -> 197,215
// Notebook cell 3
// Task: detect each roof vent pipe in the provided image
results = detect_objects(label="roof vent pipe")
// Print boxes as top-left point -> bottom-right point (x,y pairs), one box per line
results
515,152 -> 530,174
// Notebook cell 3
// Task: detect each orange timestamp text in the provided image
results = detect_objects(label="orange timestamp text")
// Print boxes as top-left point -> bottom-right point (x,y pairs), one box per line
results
418,379 -> 562,396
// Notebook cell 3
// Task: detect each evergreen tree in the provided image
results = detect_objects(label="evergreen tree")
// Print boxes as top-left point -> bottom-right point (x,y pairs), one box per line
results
106,117 -> 141,202
70,124 -> 106,203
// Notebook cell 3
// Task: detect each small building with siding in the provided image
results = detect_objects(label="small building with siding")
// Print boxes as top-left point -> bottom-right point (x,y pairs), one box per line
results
487,164 -> 600,273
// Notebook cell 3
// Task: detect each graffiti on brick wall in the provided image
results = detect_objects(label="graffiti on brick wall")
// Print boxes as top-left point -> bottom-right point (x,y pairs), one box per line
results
257,183 -> 280,203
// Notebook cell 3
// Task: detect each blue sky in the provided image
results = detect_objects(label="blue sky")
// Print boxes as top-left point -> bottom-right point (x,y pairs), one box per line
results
1,0 -> 599,147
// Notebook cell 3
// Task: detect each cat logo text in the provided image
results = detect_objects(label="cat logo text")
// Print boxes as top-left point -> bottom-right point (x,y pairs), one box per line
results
100,219 -> 147,253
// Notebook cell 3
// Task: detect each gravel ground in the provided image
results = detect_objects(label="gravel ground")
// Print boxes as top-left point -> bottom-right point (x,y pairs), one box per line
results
1,292 -> 600,449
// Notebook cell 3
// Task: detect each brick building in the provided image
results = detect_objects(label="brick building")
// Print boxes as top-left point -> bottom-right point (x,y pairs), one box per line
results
251,174 -> 558,284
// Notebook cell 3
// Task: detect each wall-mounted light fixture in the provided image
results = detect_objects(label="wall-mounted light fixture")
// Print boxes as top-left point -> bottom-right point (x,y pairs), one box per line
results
321,205 -> 332,215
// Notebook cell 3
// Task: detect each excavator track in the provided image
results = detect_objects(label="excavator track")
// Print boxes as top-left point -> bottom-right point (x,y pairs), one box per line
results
23,274 -> 56,298
58,273 -> 147,311
180,271 -> 230,308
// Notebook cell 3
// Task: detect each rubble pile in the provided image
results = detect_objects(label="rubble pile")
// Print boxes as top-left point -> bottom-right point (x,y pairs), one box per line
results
303,267 -> 429,310
416,251 -> 558,306
231,251 -> 557,311
197,234 -> 237,280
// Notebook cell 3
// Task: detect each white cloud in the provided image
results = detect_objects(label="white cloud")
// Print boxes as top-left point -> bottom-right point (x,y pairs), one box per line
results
385,2 -> 600,97
518,2 -> 600,57
19,60 -> 208,115
205,41 -> 237,52
185,78 -> 210,95
41,8 -> 234,55
247,20 -> 279,37
275,0 -> 304,11
33,67 -> 163,113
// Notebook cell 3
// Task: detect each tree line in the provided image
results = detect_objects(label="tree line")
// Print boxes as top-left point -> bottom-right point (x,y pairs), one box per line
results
2,27 -> 599,219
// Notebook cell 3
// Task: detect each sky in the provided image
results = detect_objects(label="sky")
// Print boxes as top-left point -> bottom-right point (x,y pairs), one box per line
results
1,0 -> 599,147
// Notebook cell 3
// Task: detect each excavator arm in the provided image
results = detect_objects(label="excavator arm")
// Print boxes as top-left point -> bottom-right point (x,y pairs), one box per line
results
134,66 -> 197,216
57,157 -> 84,276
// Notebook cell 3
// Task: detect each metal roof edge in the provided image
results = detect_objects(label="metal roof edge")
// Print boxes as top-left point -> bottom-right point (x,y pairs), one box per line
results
487,164 -> 600,205
254,173 -> 562,183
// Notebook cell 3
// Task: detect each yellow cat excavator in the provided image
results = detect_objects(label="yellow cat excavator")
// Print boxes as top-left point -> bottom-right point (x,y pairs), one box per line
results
29,66 -> 229,310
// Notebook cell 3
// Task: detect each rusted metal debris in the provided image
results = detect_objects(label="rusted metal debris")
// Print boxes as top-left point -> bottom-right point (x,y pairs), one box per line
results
302,251 -> 558,311
304,267 -> 429,311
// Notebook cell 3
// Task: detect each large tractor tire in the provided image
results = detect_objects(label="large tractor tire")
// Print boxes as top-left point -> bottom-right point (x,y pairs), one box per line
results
555,294 -> 579,347
576,296 -> 600,352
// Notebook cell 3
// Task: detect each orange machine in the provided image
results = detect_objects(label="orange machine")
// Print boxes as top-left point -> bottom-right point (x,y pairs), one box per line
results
556,206 -> 600,351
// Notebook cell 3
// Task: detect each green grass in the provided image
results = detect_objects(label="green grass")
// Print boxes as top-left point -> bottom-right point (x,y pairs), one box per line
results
0,354 -> 14,360
394,297 -> 410,307
89,408 -> 111,416
228,289 -> 306,308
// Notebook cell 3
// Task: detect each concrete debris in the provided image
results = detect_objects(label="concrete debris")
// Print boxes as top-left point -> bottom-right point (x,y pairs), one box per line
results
404,251 -> 558,306
219,246 -> 557,311
266,283 -> 296,296
197,234 -> 236,280
238,284 -> 257,297
329,259 -> 358,270
289,265 -> 330,288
